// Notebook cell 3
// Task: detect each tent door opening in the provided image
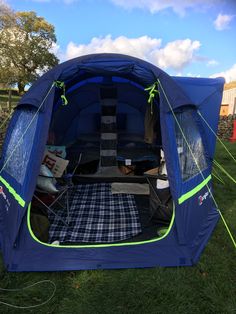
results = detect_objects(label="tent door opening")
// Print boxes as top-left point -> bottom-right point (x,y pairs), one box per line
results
29,77 -> 173,246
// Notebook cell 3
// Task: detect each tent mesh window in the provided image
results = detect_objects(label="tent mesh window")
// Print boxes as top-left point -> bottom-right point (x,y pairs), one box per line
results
174,108 -> 208,181
3,109 -> 39,184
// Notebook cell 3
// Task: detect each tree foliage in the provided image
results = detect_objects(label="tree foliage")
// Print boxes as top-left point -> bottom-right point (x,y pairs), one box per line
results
0,5 -> 59,94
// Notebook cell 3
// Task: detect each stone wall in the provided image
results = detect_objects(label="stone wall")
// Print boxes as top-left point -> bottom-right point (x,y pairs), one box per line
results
217,114 -> 236,140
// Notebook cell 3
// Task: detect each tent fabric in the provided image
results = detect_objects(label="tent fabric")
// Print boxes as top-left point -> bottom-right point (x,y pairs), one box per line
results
18,54 -> 193,111
173,76 -> 225,159
0,53 -> 225,271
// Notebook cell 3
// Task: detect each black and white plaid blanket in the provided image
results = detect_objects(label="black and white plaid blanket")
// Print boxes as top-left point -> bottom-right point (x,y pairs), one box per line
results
48,183 -> 141,243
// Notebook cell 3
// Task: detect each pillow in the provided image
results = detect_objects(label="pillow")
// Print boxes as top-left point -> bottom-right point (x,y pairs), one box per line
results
37,165 -> 59,193
46,145 -> 66,158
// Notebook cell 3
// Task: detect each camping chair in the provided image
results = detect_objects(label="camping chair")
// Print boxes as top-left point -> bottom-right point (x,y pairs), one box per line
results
33,184 -> 70,226
33,153 -> 82,226
144,168 -> 172,225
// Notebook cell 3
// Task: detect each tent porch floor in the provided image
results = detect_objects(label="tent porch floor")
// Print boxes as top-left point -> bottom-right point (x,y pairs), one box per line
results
31,181 -> 172,245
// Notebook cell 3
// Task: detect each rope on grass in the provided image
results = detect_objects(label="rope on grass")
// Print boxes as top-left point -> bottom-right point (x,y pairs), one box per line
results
212,169 -> 225,185
213,159 -> 236,185
217,210 -> 236,249
0,280 -> 56,309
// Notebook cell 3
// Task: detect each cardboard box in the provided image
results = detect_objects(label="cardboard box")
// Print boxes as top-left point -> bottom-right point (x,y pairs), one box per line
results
43,150 -> 69,177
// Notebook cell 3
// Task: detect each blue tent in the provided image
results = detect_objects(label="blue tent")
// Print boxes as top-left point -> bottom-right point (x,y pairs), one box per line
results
0,53 -> 224,271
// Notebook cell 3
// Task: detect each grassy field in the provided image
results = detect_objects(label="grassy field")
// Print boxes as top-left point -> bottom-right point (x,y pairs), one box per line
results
0,141 -> 235,314
0,95 -> 20,102
0,96 -> 19,111
0,89 -> 20,111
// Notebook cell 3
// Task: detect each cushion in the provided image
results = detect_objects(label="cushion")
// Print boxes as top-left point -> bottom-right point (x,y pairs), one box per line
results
37,165 -> 58,193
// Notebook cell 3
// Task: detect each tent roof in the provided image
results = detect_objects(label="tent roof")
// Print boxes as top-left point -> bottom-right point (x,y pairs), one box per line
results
18,53 -> 194,112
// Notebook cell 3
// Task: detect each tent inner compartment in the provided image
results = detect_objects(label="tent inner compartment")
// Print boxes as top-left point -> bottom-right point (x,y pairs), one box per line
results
30,77 -> 173,245
50,77 -> 161,177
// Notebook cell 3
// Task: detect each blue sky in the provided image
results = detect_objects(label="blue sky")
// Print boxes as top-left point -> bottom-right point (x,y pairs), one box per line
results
4,0 -> 236,82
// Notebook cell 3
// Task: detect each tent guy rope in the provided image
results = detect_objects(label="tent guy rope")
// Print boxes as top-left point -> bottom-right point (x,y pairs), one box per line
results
0,280 -> 56,309
198,110 -> 236,164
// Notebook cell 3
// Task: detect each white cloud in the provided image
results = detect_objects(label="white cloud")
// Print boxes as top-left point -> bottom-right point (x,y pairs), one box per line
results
50,42 -> 61,55
210,64 -> 236,83
0,0 -> 10,8
110,0 -> 219,16
207,59 -> 219,67
214,13 -> 234,30
64,35 -> 201,72
65,35 -> 161,61
150,39 -> 201,70
186,73 -> 201,78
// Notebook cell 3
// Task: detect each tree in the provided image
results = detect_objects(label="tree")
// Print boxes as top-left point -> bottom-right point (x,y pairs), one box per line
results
0,6 -> 59,94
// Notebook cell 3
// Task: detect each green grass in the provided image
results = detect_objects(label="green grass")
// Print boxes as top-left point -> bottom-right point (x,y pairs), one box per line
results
0,95 -> 20,102
0,96 -> 19,110
0,142 -> 236,314
0,90 -> 20,110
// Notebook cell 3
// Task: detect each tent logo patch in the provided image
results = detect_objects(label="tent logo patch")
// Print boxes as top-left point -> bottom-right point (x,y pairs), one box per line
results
0,186 -> 7,200
198,191 -> 210,205
0,186 -> 11,210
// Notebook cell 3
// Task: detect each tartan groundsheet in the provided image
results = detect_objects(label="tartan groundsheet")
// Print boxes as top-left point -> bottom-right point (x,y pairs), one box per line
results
48,183 -> 141,243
